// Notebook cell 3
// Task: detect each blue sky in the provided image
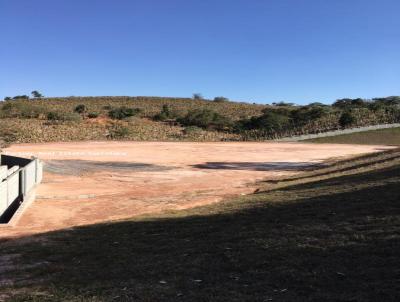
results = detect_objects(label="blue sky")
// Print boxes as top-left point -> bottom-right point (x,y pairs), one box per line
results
1,0 -> 399,104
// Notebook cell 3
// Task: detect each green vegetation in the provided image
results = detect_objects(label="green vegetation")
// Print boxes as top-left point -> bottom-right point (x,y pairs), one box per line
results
46,111 -> 82,122
31,90 -> 43,98
107,106 -> 142,120
73,104 -> 87,115
178,109 -> 233,131
153,104 -> 176,121
192,93 -> 203,100
87,112 -> 99,119
0,101 -> 47,119
106,123 -> 131,139
339,111 -> 356,127
1,149 -> 399,301
213,96 -> 229,102
307,127 -> 400,145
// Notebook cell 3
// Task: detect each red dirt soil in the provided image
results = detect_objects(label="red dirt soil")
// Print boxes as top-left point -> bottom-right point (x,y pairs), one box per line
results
0,141 -> 393,238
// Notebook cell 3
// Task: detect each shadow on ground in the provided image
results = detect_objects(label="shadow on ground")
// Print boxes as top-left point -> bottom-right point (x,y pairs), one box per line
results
192,161 -> 321,171
45,160 -> 174,175
1,159 -> 399,301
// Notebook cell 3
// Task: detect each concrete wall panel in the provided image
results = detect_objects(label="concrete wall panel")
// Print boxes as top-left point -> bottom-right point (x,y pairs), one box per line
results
25,161 -> 36,194
0,181 -> 7,215
0,166 -> 7,182
0,155 -> 43,219
7,172 -> 19,207
36,160 -> 43,184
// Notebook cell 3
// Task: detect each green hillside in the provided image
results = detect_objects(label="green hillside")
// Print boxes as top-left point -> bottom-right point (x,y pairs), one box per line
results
307,127 -> 400,145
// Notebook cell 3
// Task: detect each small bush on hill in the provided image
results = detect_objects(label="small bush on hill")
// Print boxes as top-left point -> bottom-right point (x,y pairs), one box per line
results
0,101 -> 47,119
339,111 -> 356,127
74,104 -> 87,114
333,98 -> 367,109
213,96 -> 229,102
47,111 -> 82,122
272,101 -> 295,106
87,112 -> 99,119
178,109 -> 233,130
373,96 -> 400,106
290,105 -> 330,126
107,124 -> 131,139
193,93 -> 203,100
183,126 -> 202,135
12,95 -> 29,100
108,107 -> 141,120
153,105 -> 176,121
236,111 -> 290,132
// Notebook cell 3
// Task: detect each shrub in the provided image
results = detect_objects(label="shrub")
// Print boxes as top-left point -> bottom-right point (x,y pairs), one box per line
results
372,96 -> 400,106
87,112 -> 99,119
183,126 -> 202,135
74,104 -> 87,114
178,109 -> 232,130
47,111 -> 81,122
272,101 -> 294,106
0,101 -> 47,118
108,106 -> 141,120
236,111 -> 290,132
213,96 -> 229,102
333,98 -> 367,109
153,105 -> 175,121
290,106 -> 329,126
193,93 -> 203,100
12,95 -> 29,100
107,124 -> 131,139
339,111 -> 356,127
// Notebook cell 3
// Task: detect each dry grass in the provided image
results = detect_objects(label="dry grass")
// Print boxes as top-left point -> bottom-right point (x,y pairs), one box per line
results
0,117 -> 240,143
26,96 -> 268,120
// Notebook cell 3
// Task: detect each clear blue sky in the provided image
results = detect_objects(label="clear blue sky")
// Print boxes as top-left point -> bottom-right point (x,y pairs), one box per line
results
1,0 -> 399,104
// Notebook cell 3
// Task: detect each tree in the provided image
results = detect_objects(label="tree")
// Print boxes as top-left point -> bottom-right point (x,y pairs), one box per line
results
12,95 -> 29,100
372,96 -> 400,106
333,98 -> 366,109
272,101 -> 295,106
193,93 -> 203,100
4,97 -> 11,101
31,90 -> 43,98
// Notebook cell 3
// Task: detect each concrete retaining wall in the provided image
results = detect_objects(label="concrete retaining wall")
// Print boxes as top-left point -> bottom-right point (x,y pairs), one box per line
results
277,123 -> 400,142
0,155 -> 43,222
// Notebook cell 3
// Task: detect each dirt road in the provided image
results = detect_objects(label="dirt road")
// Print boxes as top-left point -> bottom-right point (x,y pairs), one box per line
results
0,141 -> 392,237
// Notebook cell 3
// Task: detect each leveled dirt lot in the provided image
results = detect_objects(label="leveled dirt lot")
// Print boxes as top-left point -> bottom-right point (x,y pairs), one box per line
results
1,141 -> 392,237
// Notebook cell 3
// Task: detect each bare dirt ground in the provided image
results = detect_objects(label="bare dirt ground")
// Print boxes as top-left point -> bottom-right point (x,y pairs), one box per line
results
0,141 -> 393,238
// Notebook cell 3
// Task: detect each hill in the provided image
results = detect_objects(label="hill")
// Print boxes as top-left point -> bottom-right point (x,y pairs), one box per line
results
0,95 -> 399,144
0,96 -> 267,144
1,148 -> 399,301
